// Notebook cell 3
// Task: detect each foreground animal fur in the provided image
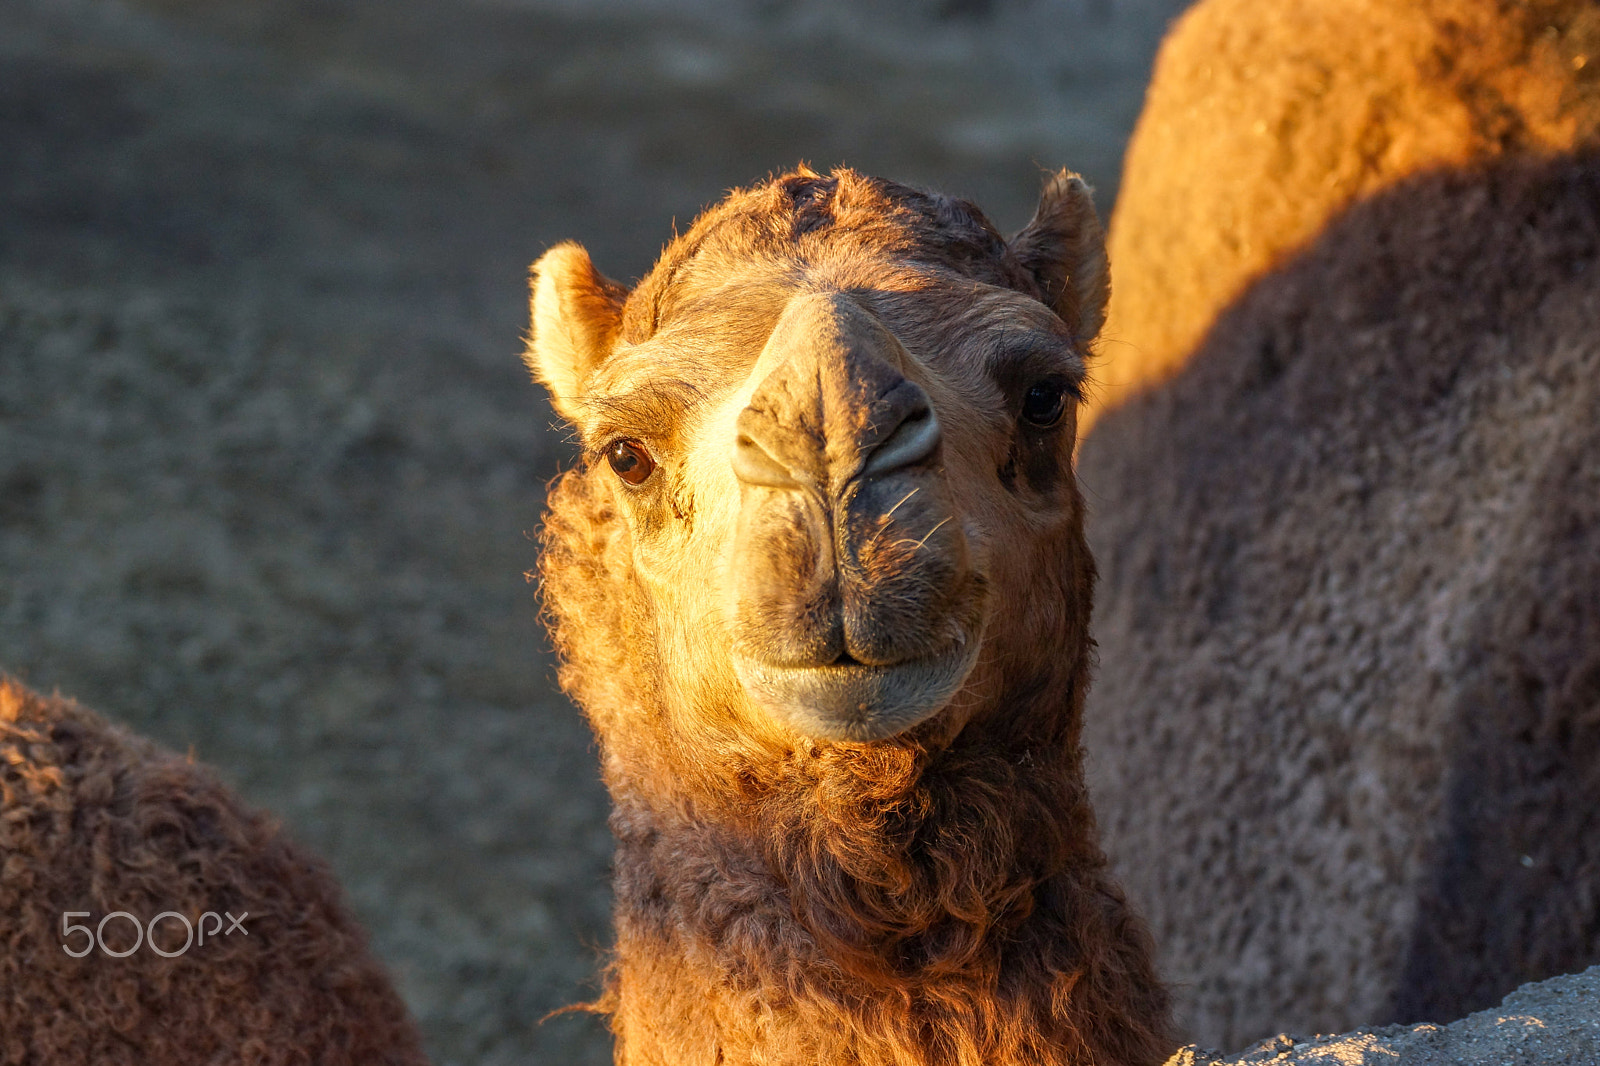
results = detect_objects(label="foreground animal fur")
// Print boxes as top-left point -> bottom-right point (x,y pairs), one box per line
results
530,168 -> 1172,1066
0,677 -> 428,1065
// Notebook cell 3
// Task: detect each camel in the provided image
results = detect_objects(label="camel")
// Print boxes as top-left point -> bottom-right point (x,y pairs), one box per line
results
0,677 -> 429,1065
526,167 -> 1173,1066
1079,0 -> 1600,1049
1086,0 -> 1600,432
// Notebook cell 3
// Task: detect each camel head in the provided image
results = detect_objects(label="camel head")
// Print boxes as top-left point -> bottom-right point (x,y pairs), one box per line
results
529,167 -> 1106,755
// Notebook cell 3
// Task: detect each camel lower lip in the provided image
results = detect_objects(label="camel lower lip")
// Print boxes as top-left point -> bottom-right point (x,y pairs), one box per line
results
731,640 -> 980,742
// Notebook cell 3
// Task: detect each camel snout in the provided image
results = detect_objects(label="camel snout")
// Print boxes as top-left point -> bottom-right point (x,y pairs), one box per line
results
724,292 -> 981,738
734,292 -> 941,495
733,390 -> 940,490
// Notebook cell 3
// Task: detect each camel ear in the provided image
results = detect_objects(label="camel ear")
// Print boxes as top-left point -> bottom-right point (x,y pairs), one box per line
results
526,242 -> 628,423
1010,171 -> 1109,341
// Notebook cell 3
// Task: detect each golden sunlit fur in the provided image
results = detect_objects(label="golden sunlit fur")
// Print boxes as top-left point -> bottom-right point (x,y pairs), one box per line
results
530,168 -> 1172,1066
1088,0 -> 1600,431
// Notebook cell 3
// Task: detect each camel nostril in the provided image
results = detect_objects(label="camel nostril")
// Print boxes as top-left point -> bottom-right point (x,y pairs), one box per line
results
733,432 -> 803,489
861,404 -> 941,478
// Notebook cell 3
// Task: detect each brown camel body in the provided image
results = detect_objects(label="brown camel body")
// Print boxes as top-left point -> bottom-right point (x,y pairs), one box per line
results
1080,0 -> 1600,1048
1088,0 -> 1600,432
0,677 -> 428,1065
529,168 -> 1172,1066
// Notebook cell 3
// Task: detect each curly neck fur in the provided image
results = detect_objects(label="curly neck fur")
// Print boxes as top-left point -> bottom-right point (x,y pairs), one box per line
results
541,467 -> 1170,1065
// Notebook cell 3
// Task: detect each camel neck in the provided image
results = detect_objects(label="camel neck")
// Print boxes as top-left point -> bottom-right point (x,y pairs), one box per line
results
597,703 -> 1169,1066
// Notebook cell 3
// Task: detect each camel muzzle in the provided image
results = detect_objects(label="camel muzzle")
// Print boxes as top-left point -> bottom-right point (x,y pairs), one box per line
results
724,291 -> 984,741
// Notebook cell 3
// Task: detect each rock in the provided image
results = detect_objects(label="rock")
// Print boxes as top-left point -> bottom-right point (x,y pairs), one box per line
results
1168,965 -> 1600,1065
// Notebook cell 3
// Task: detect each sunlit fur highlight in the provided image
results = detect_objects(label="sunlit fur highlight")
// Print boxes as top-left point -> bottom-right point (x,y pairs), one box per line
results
1089,0 -> 1600,431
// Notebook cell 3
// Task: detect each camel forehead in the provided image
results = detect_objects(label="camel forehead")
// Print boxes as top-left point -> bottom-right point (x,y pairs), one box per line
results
593,269 -> 1078,414
620,168 -> 1038,345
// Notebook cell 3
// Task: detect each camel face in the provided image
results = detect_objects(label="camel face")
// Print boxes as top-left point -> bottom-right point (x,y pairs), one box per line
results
530,168 -> 1105,745
525,171 -> 1177,1066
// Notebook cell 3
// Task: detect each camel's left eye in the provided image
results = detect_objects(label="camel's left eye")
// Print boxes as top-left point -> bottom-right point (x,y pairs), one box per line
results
606,439 -> 656,485
1021,382 -> 1068,428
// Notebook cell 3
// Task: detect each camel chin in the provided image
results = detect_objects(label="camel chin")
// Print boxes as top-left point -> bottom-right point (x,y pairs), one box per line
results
731,627 -> 983,742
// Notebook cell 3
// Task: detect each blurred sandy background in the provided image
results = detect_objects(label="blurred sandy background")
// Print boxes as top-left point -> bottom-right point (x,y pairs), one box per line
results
0,1 -> 1189,1061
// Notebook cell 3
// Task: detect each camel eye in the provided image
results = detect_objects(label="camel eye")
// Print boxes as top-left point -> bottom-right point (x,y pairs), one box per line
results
606,439 -> 656,485
1021,382 -> 1067,428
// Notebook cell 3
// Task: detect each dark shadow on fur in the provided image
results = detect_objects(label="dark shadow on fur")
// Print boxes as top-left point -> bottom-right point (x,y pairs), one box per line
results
1392,386 -> 1600,1022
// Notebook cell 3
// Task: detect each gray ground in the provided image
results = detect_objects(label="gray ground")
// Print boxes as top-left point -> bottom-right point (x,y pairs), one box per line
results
0,1 -> 1190,1062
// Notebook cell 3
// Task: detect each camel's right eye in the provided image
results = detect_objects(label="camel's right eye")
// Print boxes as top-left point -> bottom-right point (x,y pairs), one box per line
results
606,439 -> 656,485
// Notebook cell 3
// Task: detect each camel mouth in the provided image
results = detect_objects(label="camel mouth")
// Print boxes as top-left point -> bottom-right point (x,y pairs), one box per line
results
730,629 -> 982,742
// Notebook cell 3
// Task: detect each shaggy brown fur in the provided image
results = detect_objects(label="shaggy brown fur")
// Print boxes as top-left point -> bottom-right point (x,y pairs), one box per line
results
531,168 -> 1172,1066
1087,0 -> 1600,430
0,677 -> 429,1065
1081,146 -> 1600,1048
